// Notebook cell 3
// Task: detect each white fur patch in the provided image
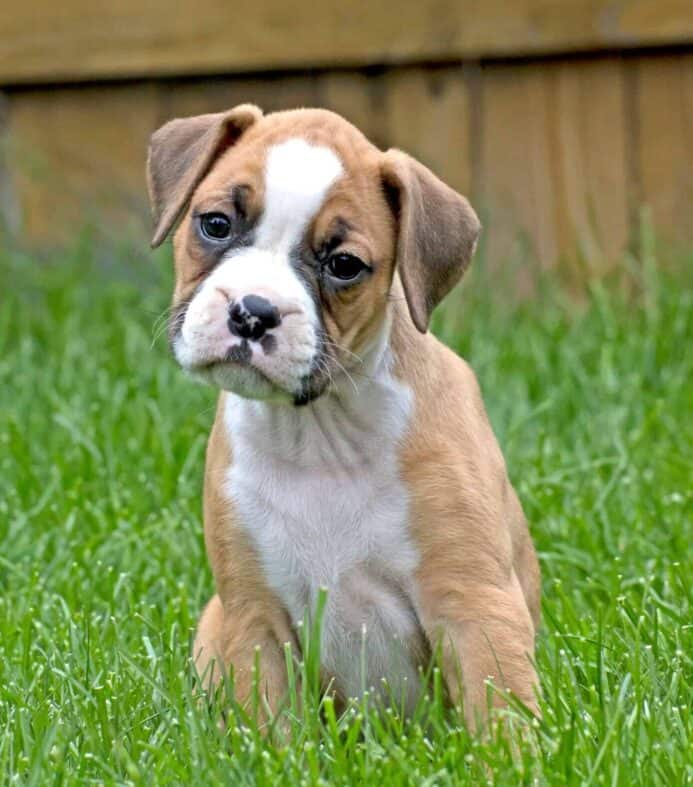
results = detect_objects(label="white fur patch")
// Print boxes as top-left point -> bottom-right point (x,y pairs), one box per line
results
224,344 -> 423,711
173,139 -> 343,398
255,139 -> 343,254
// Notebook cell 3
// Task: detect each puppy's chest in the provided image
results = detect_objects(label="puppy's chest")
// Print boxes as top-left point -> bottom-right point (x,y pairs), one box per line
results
223,387 -> 423,703
230,457 -> 416,602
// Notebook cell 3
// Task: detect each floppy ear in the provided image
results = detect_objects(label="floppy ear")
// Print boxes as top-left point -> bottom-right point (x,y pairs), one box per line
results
146,103 -> 263,248
381,149 -> 481,333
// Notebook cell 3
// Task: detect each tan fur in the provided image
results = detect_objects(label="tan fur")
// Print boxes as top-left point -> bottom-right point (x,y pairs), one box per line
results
381,150 -> 480,332
148,104 -> 263,248
163,110 -> 401,363
148,105 -> 540,731
193,404 -> 299,724
391,298 -> 540,722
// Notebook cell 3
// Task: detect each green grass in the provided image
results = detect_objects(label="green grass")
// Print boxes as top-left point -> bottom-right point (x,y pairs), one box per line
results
0,237 -> 691,785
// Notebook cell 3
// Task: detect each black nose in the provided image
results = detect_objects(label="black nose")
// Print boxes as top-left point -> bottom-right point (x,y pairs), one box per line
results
228,294 -> 281,340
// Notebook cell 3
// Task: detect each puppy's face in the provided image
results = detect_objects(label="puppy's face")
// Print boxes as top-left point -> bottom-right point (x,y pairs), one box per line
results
169,118 -> 396,404
147,107 -> 481,404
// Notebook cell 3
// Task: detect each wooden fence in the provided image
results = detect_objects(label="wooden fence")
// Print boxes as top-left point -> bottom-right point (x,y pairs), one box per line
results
1,1 -> 692,271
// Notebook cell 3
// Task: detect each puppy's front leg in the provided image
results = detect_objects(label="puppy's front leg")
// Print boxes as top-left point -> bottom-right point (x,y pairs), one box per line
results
193,592 -> 295,728
199,411 -> 299,728
417,568 -> 539,729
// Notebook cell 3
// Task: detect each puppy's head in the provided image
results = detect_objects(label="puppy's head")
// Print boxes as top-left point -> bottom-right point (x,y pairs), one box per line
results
147,105 -> 480,405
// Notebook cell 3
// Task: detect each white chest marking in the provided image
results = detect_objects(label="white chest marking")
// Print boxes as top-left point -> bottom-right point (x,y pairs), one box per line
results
224,353 -> 423,708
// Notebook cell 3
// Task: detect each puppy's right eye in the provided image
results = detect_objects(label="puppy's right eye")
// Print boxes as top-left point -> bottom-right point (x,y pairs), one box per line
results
200,213 -> 231,241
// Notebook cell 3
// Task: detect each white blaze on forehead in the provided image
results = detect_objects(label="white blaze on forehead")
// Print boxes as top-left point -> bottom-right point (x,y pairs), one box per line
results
255,138 -> 343,254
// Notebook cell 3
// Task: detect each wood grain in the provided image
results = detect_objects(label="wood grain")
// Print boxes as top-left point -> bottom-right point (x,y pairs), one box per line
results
4,53 -> 692,268
8,84 -> 158,244
1,0 -> 692,85
547,58 -> 629,269
318,71 -> 386,149
636,54 -> 693,243
383,67 -> 472,196
479,62 -> 557,285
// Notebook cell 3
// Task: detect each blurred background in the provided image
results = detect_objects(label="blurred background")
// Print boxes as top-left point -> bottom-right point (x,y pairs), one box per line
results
0,1 -> 691,276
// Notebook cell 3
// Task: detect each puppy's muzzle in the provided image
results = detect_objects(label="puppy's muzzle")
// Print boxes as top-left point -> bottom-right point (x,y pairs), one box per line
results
227,294 -> 282,341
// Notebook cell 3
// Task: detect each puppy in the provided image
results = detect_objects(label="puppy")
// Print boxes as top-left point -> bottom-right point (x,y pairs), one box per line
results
146,105 -> 540,729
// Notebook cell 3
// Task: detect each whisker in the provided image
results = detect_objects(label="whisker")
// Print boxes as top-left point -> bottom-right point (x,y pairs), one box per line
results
316,331 -> 382,388
317,331 -> 365,366
322,340 -> 365,366
150,304 -> 179,348
323,351 -> 360,395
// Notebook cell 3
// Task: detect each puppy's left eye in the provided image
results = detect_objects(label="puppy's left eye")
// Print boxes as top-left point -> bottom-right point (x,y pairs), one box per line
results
200,213 -> 231,240
326,253 -> 368,281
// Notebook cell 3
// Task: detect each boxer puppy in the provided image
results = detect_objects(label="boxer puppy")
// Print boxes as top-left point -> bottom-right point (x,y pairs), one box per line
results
146,105 -> 540,729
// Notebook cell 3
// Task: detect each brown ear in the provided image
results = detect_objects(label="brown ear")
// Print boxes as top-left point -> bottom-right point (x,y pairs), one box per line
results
146,103 -> 263,248
381,149 -> 481,333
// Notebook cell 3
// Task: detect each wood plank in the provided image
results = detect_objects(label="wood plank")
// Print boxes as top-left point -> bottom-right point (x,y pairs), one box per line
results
317,71 -> 387,149
636,54 -> 693,244
158,74 -> 321,122
382,67 -> 473,197
479,62 -> 557,284
1,0 -> 692,86
5,75 -> 324,246
4,53 -> 690,266
8,84 -> 158,245
479,56 -> 633,277
547,58 -> 630,268
0,93 -> 20,234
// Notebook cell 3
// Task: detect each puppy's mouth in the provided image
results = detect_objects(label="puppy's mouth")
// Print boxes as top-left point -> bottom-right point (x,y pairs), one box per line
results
186,342 -> 285,397
168,286 -> 333,405
180,333 -> 330,406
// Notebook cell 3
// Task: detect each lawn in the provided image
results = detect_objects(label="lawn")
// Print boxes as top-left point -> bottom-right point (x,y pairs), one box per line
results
0,238 -> 690,785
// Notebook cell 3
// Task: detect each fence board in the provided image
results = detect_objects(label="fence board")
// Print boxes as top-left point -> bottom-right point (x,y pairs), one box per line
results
3,53 -> 692,267
479,63 -> 557,282
1,1 -> 692,85
637,54 -> 693,241
8,85 -> 157,244
318,72 -> 386,149
158,75 -> 322,122
549,59 -> 629,268
383,68 -> 473,196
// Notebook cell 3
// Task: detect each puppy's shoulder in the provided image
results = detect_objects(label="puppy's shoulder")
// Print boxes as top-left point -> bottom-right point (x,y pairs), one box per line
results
392,320 -> 489,440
